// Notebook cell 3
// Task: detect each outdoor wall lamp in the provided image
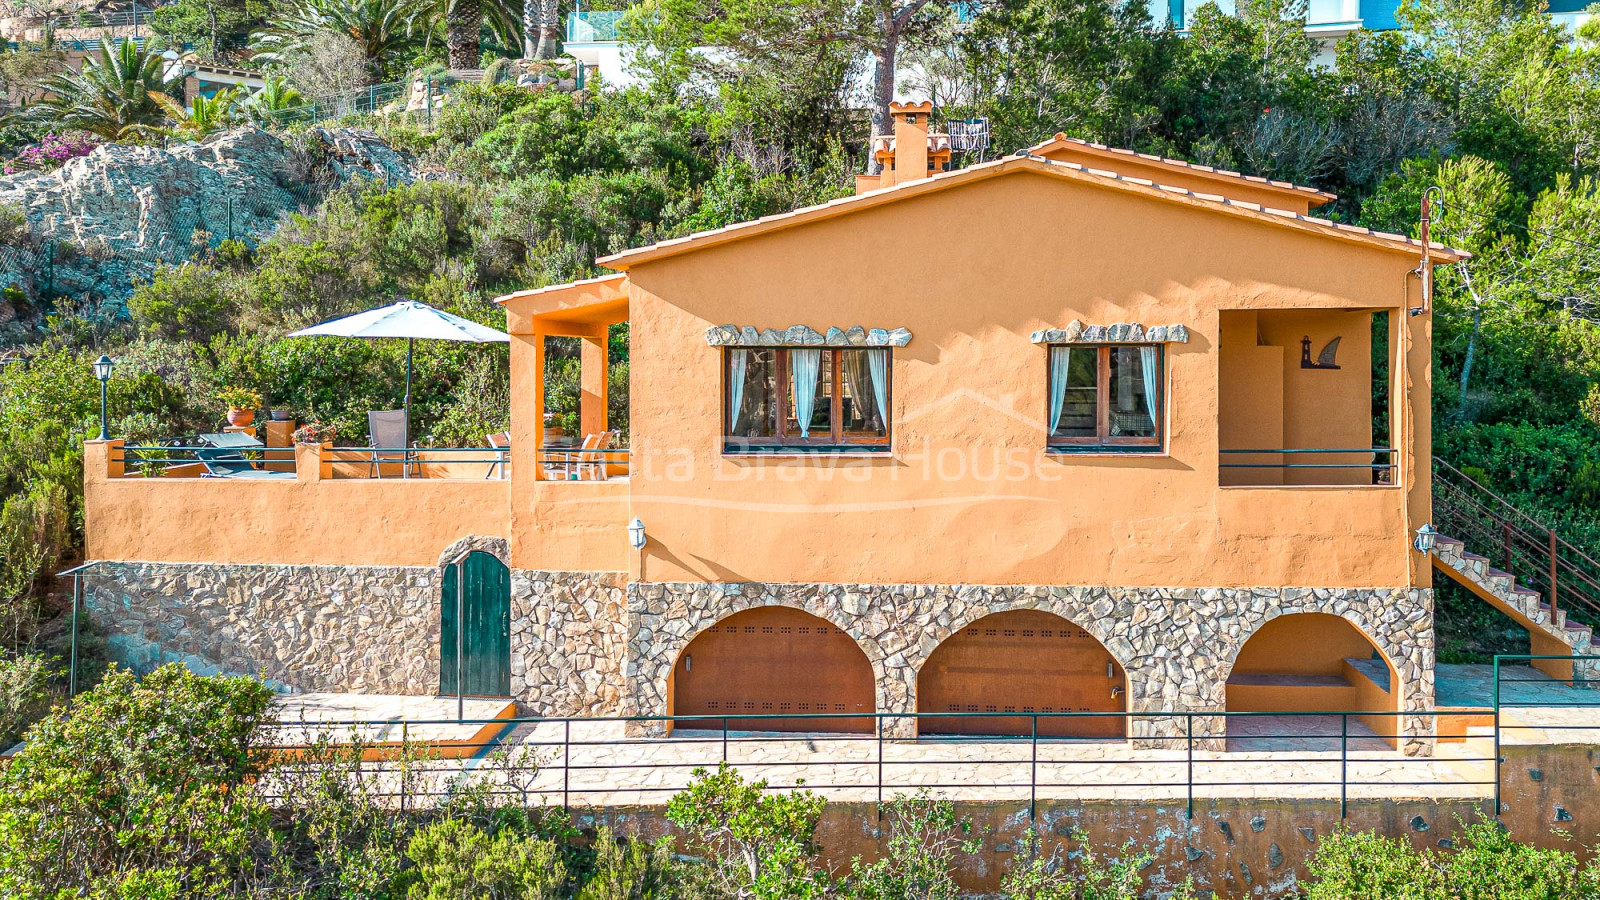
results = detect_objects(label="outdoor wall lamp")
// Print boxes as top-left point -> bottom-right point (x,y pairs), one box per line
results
92,355 -> 114,441
628,517 -> 647,551
1413,523 -> 1439,554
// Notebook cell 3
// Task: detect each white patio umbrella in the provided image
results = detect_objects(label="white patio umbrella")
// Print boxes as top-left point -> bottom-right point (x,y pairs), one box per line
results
288,299 -> 509,446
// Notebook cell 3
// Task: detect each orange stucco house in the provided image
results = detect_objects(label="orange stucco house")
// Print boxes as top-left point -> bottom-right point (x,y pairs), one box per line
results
84,103 -> 1480,749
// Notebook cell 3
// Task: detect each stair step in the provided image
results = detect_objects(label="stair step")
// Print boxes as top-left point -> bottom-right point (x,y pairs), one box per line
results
1434,534 -> 1464,546
1462,552 -> 1490,562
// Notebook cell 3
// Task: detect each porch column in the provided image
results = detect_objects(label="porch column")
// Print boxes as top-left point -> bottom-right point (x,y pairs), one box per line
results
509,330 -> 546,481
579,331 -> 609,437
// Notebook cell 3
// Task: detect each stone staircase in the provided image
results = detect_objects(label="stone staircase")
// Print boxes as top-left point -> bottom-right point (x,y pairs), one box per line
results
1431,535 -> 1599,681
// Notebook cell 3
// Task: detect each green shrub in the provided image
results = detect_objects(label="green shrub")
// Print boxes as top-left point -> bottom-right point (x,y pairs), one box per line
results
1305,821 -> 1598,900
1304,828 -> 1433,900
665,763 -> 830,900
1001,828 -> 1194,900
845,789 -> 977,900
574,826 -> 690,900
401,817 -> 566,899
0,651 -> 54,747
0,663 -> 275,899
1440,820 -> 1590,900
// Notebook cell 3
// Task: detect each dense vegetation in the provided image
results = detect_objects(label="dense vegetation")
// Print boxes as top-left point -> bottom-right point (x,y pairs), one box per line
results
1,664 -> 1596,899
1,0 -> 1599,715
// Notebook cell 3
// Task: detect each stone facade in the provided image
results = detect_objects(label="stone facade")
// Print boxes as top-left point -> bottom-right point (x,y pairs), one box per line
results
511,570 -> 628,716
85,562 -> 440,694
84,561 -> 1436,755
626,582 -> 1435,752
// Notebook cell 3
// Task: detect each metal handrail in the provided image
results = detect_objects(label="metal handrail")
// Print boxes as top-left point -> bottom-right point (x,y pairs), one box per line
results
1219,447 -> 1397,470
1433,459 -> 1600,628
258,705 -> 1514,821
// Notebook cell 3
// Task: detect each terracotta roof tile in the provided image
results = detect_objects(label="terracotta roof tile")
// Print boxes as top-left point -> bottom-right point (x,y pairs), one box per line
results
1029,134 -> 1338,202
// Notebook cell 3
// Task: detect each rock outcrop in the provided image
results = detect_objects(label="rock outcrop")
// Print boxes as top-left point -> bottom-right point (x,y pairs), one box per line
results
0,127 -> 415,306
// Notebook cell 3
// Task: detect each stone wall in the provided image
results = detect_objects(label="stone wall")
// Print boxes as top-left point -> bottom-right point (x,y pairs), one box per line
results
84,561 -> 1435,755
84,559 -> 630,710
625,582 -> 1435,751
511,570 -> 629,716
85,562 -> 439,694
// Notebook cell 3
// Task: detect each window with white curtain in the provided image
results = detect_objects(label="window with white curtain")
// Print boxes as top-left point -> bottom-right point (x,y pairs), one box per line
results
1046,344 -> 1163,451
725,348 -> 891,451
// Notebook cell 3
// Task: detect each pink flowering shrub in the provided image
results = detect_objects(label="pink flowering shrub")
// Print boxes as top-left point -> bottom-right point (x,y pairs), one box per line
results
3,133 -> 96,175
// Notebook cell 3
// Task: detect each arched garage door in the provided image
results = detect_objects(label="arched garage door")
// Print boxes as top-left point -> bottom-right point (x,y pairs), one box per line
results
918,610 -> 1126,738
672,607 -> 875,734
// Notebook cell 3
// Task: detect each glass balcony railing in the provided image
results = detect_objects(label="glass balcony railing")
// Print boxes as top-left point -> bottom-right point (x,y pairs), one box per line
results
566,10 -> 628,43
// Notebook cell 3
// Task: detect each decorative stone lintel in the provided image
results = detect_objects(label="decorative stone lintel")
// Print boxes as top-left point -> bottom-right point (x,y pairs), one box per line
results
1029,320 -> 1190,345
706,324 -> 913,348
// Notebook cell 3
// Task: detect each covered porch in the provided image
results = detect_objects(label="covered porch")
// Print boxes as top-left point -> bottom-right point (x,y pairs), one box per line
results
498,274 -> 631,482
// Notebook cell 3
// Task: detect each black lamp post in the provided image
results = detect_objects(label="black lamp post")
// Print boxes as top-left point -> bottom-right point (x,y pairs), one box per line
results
92,355 -> 114,441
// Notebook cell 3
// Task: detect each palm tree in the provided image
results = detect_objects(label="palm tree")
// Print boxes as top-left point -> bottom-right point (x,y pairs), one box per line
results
425,0 -> 524,69
445,0 -> 482,67
239,76 -> 307,124
155,89 -> 240,139
251,0 -> 428,78
29,40 -> 183,139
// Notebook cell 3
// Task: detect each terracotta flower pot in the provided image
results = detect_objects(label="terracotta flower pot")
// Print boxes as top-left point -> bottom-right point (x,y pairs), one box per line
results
227,408 -> 255,427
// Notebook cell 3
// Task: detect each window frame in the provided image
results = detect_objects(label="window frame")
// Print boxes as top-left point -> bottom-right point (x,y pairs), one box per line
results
1046,343 -> 1164,453
722,347 -> 892,452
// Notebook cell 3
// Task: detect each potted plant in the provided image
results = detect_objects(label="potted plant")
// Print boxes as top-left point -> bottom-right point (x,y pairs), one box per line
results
292,422 -> 337,445
217,386 -> 262,427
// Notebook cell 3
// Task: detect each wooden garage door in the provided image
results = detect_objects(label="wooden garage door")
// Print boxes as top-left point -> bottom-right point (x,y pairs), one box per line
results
673,607 -> 875,734
917,610 -> 1126,738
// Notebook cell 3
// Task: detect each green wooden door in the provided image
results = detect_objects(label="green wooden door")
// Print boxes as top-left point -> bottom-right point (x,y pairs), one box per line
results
440,551 -> 511,697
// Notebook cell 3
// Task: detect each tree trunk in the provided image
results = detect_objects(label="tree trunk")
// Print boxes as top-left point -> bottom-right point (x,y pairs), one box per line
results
867,27 -> 897,175
1455,262 -> 1482,424
522,0 -> 537,58
535,0 -> 561,59
446,0 -> 482,69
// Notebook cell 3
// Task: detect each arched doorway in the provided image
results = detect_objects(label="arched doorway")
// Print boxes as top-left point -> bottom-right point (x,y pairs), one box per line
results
440,550 -> 511,697
672,607 -> 875,734
1225,613 -> 1397,748
917,610 -> 1127,738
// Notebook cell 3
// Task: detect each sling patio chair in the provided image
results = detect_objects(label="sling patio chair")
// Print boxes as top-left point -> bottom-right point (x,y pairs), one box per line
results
485,431 -> 511,480
544,431 -> 609,481
367,409 -> 414,478
194,432 -> 297,480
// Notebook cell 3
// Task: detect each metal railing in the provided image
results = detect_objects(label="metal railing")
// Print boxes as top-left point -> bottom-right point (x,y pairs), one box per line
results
1219,447 -> 1396,469
113,442 -> 293,477
1491,654 -> 1600,815
258,708 -> 1498,820
1219,447 -> 1396,484
1433,459 -> 1600,631
535,446 -> 630,480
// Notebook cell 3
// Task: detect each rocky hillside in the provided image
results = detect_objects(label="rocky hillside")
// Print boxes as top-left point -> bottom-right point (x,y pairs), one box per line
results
0,127 -> 414,320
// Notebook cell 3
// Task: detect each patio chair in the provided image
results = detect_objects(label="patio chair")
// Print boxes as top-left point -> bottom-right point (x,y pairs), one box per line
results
367,410 -> 412,478
576,430 -> 615,481
544,431 -> 603,481
485,431 -> 510,480
194,433 -> 296,480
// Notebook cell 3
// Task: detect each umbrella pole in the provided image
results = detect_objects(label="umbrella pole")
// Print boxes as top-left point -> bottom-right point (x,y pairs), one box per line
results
404,337 -> 413,479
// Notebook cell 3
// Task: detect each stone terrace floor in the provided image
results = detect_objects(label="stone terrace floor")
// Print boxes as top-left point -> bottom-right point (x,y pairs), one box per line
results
260,664 -> 1599,809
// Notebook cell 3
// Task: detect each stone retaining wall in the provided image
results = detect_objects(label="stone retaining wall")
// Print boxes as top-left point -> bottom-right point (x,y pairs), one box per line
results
84,563 -> 1436,754
625,582 -> 1436,751
85,562 -> 440,694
